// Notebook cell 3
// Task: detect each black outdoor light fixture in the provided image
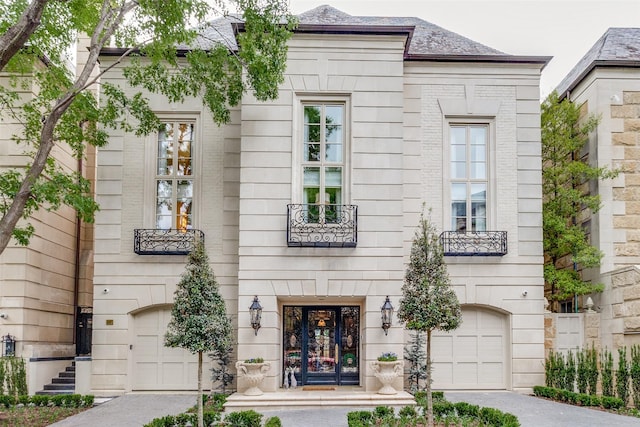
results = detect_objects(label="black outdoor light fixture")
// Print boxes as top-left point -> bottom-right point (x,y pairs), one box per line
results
249,296 -> 262,336
381,296 -> 394,336
2,334 -> 15,357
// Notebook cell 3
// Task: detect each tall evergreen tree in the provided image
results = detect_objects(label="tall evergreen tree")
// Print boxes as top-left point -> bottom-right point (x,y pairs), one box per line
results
165,241 -> 232,427
397,211 -> 461,427
542,91 -> 617,305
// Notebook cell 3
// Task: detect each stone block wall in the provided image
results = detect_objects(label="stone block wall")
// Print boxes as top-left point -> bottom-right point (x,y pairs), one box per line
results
612,92 -> 640,266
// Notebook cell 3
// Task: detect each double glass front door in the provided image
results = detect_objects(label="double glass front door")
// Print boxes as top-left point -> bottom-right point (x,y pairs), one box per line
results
283,306 -> 359,385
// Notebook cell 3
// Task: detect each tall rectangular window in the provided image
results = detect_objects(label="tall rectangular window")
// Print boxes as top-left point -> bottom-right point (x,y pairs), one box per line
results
155,122 -> 194,230
450,124 -> 487,232
302,104 -> 344,223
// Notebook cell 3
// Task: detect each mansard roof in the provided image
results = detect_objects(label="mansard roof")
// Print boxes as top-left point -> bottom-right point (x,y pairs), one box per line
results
557,28 -> 640,98
103,4 -> 550,66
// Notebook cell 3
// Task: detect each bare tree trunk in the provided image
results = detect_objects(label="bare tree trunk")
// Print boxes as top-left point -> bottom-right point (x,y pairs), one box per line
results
197,351 -> 204,427
426,328 -> 433,427
0,0 -> 49,71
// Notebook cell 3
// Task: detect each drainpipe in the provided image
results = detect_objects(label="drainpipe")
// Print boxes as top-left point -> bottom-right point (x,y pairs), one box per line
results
73,156 -> 82,352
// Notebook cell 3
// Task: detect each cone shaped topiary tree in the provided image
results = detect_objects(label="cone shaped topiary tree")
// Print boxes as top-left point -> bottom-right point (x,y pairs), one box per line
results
165,241 -> 232,427
398,210 -> 461,427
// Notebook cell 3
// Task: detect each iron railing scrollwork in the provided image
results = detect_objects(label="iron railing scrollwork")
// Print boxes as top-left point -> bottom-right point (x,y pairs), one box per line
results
287,204 -> 357,248
134,229 -> 205,255
440,231 -> 507,256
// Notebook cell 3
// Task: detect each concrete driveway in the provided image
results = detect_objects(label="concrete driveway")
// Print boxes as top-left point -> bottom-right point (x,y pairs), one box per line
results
49,391 -> 640,427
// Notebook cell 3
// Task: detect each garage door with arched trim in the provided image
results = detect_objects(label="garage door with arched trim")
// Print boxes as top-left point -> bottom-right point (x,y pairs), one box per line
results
431,306 -> 508,389
132,308 -> 198,390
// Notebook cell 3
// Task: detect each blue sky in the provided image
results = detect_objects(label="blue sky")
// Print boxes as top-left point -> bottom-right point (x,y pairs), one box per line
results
288,0 -> 640,97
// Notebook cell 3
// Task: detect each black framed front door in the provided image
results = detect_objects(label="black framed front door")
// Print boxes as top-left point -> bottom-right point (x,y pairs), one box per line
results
283,306 -> 359,386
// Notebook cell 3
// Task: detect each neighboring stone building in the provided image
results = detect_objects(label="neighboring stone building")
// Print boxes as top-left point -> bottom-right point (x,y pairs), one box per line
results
92,5 -> 548,400
555,28 -> 640,351
0,38 -> 96,394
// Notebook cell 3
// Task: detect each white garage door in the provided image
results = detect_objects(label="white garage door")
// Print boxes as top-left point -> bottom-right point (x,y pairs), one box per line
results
132,308 -> 198,390
431,306 -> 508,389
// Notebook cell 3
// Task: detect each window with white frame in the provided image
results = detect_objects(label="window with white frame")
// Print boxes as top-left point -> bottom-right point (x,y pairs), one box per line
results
449,124 -> 488,232
302,103 -> 345,223
155,121 -> 194,230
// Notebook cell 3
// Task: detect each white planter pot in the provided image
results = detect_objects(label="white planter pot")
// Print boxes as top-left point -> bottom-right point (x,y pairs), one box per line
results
370,360 -> 403,395
236,361 -> 271,396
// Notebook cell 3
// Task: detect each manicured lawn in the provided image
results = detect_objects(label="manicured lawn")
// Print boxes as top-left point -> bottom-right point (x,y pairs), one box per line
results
0,406 -> 88,426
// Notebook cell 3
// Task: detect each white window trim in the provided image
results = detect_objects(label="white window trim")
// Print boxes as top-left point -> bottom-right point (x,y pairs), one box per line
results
143,115 -> 202,229
291,94 -> 351,205
442,117 -> 497,231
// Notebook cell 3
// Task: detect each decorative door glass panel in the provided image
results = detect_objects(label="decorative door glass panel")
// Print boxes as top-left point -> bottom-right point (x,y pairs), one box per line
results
340,307 -> 359,374
307,310 -> 336,373
283,307 -> 302,374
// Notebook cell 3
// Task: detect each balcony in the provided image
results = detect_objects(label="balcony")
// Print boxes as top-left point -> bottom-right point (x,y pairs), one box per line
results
440,231 -> 507,256
287,204 -> 357,248
134,229 -> 205,255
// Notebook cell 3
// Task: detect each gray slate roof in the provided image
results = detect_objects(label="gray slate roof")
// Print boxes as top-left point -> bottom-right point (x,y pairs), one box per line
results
190,4 -> 506,56
556,28 -> 640,97
296,5 -> 505,56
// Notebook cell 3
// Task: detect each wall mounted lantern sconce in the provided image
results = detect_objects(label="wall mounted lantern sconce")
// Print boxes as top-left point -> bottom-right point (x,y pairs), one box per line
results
249,296 -> 262,336
2,334 -> 15,357
381,296 -> 394,336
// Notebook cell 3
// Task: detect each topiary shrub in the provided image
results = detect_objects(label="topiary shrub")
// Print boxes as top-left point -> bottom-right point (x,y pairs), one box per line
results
347,410 -> 374,427
223,409 -> 263,427
454,401 -> 480,418
264,416 -> 282,427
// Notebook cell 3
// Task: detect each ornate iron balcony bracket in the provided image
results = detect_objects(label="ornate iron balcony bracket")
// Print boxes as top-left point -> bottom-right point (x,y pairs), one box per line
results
134,229 -> 205,255
440,231 -> 507,256
287,204 -> 357,248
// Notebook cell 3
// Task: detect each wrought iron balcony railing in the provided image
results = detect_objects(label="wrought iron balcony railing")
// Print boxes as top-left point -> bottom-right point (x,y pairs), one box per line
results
287,204 -> 357,248
134,229 -> 205,255
440,231 -> 507,256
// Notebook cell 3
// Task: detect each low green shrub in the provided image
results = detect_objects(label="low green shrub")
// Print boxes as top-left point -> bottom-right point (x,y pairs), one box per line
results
398,405 -> 417,419
347,410 -> 374,427
480,407 -> 519,427
223,409 -> 262,427
453,401 -> 480,418
373,406 -> 394,419
534,385 -> 623,411
602,395 -> 624,410
432,400 -> 454,417
264,416 -> 282,427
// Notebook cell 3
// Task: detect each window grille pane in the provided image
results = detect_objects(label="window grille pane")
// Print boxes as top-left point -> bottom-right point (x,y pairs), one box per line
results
450,126 -> 466,145
452,161 -> 466,179
304,143 -> 320,161
470,127 -> 486,145
156,180 -> 173,229
325,143 -> 342,162
177,123 -> 193,176
325,167 -> 342,187
325,105 -> 343,125
451,145 -> 465,162
471,162 -> 486,179
304,167 -> 320,186
157,123 -> 174,176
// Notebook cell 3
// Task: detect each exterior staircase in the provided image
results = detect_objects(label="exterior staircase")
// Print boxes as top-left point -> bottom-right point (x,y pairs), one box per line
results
224,387 -> 416,412
36,362 -> 75,395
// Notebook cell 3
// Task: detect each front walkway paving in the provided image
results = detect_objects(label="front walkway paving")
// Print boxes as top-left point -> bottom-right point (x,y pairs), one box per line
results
48,391 -> 640,427
446,391 -> 640,427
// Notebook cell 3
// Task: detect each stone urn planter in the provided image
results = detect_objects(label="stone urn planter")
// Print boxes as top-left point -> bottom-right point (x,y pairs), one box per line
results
236,360 -> 271,396
370,360 -> 404,395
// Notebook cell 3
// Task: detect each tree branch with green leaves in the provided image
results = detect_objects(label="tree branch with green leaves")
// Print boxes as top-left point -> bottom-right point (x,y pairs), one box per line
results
542,91 -> 618,304
0,0 -> 295,254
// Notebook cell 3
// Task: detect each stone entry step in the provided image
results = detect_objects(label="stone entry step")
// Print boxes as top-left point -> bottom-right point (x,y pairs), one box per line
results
224,388 -> 415,412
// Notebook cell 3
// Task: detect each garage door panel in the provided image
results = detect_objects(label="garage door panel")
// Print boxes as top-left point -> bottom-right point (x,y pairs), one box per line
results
432,336 -> 453,358
479,363 -> 503,384
432,307 -> 508,390
453,362 -> 477,384
482,336 -> 503,361
432,363 -> 453,383
133,308 -> 198,390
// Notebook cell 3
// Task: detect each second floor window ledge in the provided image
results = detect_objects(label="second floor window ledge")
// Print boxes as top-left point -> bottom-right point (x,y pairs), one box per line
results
440,230 -> 507,256
287,204 -> 357,248
134,229 -> 205,255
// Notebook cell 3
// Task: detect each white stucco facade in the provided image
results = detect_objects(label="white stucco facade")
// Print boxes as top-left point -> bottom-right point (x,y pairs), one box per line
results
92,6 -> 547,396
